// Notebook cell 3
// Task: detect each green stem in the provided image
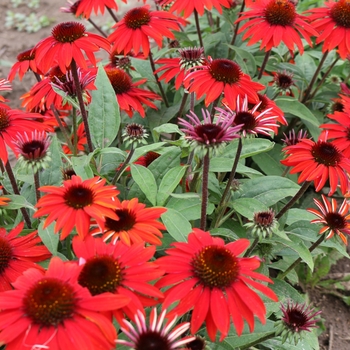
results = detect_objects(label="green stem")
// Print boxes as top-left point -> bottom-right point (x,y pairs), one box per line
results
228,0 -> 246,53
4,160 -> 32,228
275,181 -> 310,220
70,59 -> 94,152
302,51 -> 328,103
72,107 -> 78,156
200,153 -> 210,230
194,10 -> 204,49
240,331 -> 276,350
258,50 -> 271,79
33,171 -> 40,203
278,233 -> 326,280
244,237 -> 260,257
212,137 -> 242,228
149,51 -> 169,107
112,147 -> 135,185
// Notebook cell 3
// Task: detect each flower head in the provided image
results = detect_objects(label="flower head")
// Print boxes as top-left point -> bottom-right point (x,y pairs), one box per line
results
72,0 -> 120,19
179,108 -> 242,155
155,229 -> 278,341
282,129 -> 309,146
0,104 -> 47,164
7,48 -> 41,82
275,301 -> 321,345
0,222 -> 51,292
108,5 -> 182,57
0,257 -> 129,349
73,235 -> 164,323
105,66 -> 161,117
184,57 -> 265,108
237,0 -> 318,54
117,308 -> 196,349
34,21 -> 110,74
92,197 -> 166,246
273,70 -> 295,94
13,131 -> 51,172
218,95 -> 280,137
281,134 -> 350,196
33,175 -> 120,240
122,123 -> 149,147
306,0 -> 350,59
307,194 -> 350,245
245,209 -> 278,239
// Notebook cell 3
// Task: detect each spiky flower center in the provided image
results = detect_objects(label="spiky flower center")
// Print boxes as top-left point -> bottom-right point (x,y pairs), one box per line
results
52,22 -> 86,43
105,208 -> 136,232
325,212 -> 347,230
209,59 -> 242,84
192,245 -> 239,289
179,47 -> 205,70
142,152 -> 160,166
125,123 -> 146,139
0,108 -> 10,131
235,111 -> 257,132
274,72 -> 294,90
135,331 -> 171,350
23,278 -> 76,326
49,66 -> 67,83
186,337 -> 206,350
0,237 -> 13,274
78,256 -> 122,295
331,0 -> 350,28
17,48 -> 35,62
284,309 -> 308,332
20,140 -> 46,160
64,185 -> 94,209
264,0 -> 296,26
124,7 -> 151,29
105,68 -> 132,94
254,210 -> 275,227
62,168 -> 76,181
194,124 -> 224,145
311,141 -> 342,166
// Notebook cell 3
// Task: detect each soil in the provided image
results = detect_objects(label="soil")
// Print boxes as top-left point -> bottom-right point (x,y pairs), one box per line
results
1,1 -> 350,350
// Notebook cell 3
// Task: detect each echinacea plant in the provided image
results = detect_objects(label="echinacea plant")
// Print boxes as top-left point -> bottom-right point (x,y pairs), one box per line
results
2,0 -> 350,349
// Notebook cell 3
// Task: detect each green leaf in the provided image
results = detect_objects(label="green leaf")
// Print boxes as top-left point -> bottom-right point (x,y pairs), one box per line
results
209,158 -> 263,177
89,66 -> 120,149
130,58 -> 157,87
275,96 -> 320,139
167,194 -> 202,221
161,208 -> 191,242
38,221 -> 59,255
231,198 -> 268,219
153,123 -> 183,138
71,154 -> 94,180
270,278 -> 306,303
5,195 -> 35,210
252,143 -> 285,176
295,52 -> 317,82
285,209 -> 315,225
225,138 -> 275,159
228,45 -> 257,76
130,164 -> 157,206
239,176 -> 300,206
156,166 -> 187,206
130,142 -> 166,163
52,86 -> 80,109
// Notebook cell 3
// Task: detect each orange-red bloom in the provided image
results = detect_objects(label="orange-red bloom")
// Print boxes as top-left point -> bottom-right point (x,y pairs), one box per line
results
73,235 -> 164,323
0,222 -> 51,292
34,175 -> 120,240
7,48 -> 41,82
34,21 -> 110,74
184,57 -> 265,108
155,229 -> 278,341
105,66 -> 161,117
306,0 -> 350,59
159,0 -> 231,18
307,194 -> 350,245
0,103 -> 47,164
92,197 -> 166,246
0,186 -> 10,207
75,0 -> 121,19
108,5 -> 182,57
236,0 -> 318,54
0,79 -> 11,103
281,134 -> 350,196
0,257 -> 129,349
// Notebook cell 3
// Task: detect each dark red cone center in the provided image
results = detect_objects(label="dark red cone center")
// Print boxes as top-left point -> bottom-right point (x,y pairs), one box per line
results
52,22 -> 86,43
311,141 -> 342,166
105,208 -> 136,232
331,0 -> 350,28
264,0 -> 296,26
64,185 -> 94,209
209,59 -> 242,84
124,7 -> 151,29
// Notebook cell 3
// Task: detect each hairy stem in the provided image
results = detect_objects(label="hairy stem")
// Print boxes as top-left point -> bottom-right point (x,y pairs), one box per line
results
258,50 -> 271,79
149,51 -> 169,107
194,10 -> 204,49
112,147 -> 135,185
200,152 -> 210,230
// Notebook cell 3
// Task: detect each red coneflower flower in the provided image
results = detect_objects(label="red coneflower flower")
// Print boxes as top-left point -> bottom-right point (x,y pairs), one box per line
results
0,103 -> 47,164
217,95 -> 279,137
275,301 -> 321,345
117,308 -> 195,349
282,129 -> 309,146
281,134 -> 350,196
272,70 -> 296,95
244,209 -> 278,239
307,194 -> 350,244
108,5 -> 182,57
62,122 -> 87,155
73,235 -> 164,323
0,222 -> 51,292
184,57 -> 265,108
134,151 -> 160,167
155,229 -> 278,341
236,0 -> 318,54
179,108 -> 242,154
320,109 -> 350,158
34,21 -> 110,74
7,47 -> 41,82
33,175 -> 120,240
0,257 -> 130,349
92,197 -> 166,246
105,66 -> 161,117
0,79 -> 11,102
74,0 -> 120,19
155,47 -> 205,90
158,0 -> 231,18
122,123 -> 149,147
306,0 -> 350,59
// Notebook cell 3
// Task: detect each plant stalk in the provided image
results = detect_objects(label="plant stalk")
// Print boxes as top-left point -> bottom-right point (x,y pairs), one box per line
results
258,50 -> 271,79
112,147 -> 135,185
149,51 -> 169,107
200,152 -> 210,230
33,171 -> 40,202
194,10 -> 204,49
